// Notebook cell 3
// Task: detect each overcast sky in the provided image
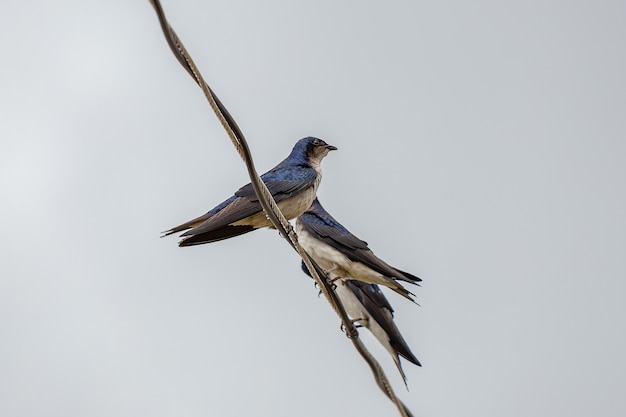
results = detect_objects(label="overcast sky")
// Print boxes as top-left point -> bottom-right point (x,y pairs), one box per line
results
1,1 -> 625,416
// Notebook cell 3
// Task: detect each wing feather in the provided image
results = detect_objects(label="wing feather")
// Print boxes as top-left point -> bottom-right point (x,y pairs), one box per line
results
345,280 -> 420,366
299,220 -> 420,284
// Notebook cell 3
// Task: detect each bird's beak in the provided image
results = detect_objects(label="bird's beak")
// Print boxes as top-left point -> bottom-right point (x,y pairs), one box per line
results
326,144 -> 338,151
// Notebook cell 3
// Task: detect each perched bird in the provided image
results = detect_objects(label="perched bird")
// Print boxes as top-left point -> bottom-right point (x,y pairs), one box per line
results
301,261 -> 421,384
163,137 -> 337,246
295,198 -> 421,301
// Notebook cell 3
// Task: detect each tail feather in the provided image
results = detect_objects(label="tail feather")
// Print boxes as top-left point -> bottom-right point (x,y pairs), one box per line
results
178,225 -> 255,246
389,284 -> 417,303
390,352 -> 409,389
161,213 -> 215,237
396,343 -> 421,367
393,267 -> 422,284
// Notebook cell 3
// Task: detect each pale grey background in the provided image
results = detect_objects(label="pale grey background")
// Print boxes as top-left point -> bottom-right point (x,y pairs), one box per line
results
1,1 -> 625,416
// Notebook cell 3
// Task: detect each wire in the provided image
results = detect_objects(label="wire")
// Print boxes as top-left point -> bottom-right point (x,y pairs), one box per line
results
147,2 -> 414,416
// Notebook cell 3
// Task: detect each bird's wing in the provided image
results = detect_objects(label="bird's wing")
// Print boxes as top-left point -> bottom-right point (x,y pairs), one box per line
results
235,165 -> 318,200
300,220 -> 420,284
180,166 -> 318,239
161,195 -> 237,237
345,280 -> 421,366
346,280 -> 394,313
177,224 -> 256,246
299,218 -> 369,250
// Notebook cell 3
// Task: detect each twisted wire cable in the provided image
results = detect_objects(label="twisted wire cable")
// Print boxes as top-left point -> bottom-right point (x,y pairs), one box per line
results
147,2 -> 414,415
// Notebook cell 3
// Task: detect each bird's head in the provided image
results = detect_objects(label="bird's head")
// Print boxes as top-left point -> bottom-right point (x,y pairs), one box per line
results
283,137 -> 337,167
301,136 -> 337,163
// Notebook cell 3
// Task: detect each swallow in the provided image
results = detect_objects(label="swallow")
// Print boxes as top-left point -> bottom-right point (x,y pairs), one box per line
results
295,198 -> 421,301
163,137 -> 337,246
302,261 -> 421,384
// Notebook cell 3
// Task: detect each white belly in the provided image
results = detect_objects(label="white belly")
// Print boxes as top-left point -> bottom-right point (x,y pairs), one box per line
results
296,226 -> 402,290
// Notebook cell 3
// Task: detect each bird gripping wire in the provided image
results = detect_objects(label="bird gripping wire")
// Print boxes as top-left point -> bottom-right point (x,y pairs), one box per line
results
147,2 -> 414,416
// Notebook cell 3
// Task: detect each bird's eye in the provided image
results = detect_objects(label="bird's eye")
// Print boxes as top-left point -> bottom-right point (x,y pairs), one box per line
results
312,139 -> 321,146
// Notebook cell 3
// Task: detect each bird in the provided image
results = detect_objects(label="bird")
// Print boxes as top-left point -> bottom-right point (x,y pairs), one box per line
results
295,198 -> 421,301
301,261 -> 421,385
163,137 -> 337,246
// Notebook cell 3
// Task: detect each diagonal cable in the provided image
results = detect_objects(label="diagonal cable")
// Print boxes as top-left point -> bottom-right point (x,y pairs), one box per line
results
147,2 -> 414,416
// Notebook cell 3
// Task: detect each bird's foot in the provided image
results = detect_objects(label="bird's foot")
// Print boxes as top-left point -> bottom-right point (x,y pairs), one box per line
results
317,282 -> 337,297
340,318 -> 366,332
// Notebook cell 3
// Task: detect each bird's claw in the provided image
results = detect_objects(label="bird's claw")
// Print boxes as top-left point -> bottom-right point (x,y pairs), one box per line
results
340,318 -> 365,333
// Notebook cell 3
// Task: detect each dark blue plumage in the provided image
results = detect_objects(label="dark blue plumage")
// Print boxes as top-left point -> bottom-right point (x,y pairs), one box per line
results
163,137 -> 336,246
297,198 -> 421,383
301,260 -> 420,384
296,198 -> 421,300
